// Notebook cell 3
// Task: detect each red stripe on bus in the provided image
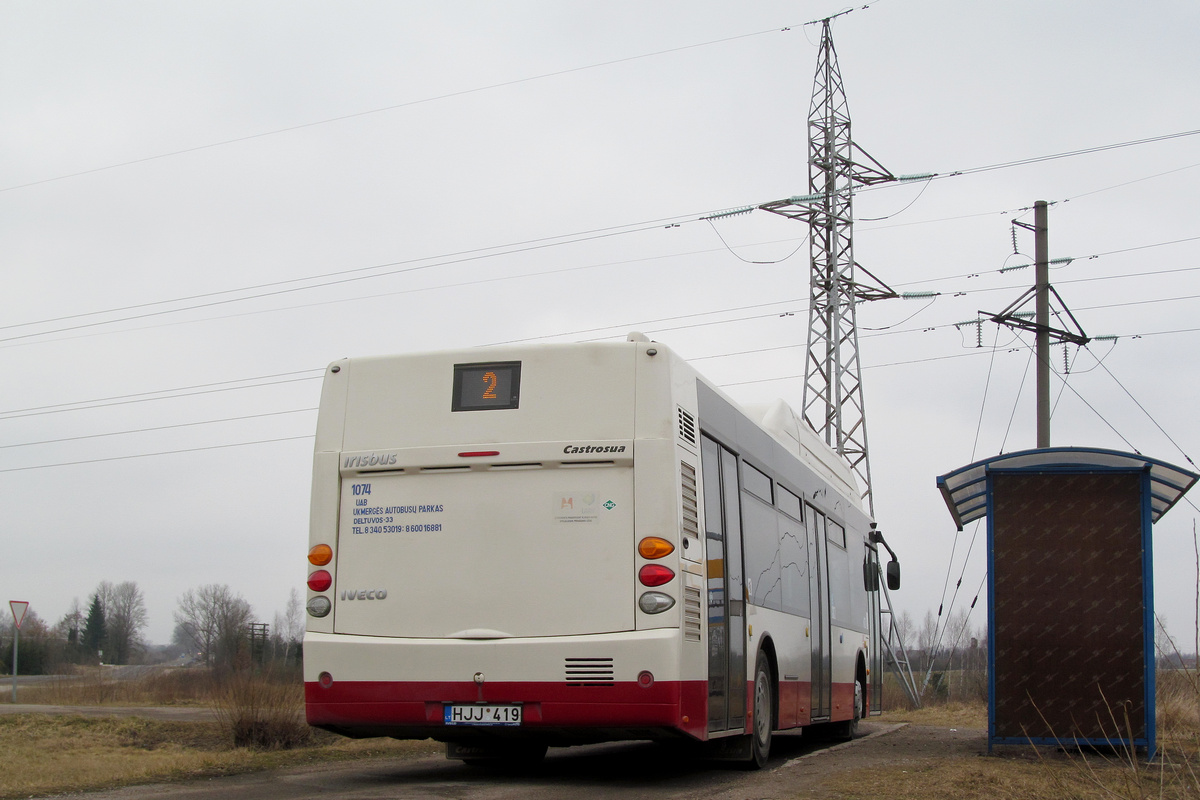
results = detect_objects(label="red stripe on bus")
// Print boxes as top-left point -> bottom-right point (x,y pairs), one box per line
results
306,679 -> 708,738
305,679 -> 858,738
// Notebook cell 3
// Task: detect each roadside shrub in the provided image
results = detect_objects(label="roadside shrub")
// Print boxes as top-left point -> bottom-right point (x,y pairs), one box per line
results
210,670 -> 310,750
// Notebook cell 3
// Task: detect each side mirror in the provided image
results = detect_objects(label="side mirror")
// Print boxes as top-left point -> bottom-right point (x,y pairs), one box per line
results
886,559 -> 901,591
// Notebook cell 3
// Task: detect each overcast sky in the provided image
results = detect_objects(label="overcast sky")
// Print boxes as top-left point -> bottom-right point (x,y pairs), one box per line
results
3,1 -> 1199,651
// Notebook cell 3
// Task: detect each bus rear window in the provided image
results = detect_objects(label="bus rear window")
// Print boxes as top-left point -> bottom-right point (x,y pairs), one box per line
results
452,361 -> 521,411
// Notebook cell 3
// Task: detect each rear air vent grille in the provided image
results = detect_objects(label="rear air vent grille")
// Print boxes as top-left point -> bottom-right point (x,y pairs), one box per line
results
684,586 -> 703,642
564,657 -> 615,686
680,462 -> 699,539
677,406 -> 697,446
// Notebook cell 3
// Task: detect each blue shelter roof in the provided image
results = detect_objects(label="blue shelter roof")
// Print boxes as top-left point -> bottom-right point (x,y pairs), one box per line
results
936,447 -> 1198,531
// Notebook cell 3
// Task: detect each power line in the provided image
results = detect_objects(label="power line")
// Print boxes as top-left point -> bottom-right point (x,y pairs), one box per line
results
0,436 -> 313,474
6,320 -> 1200,473
924,128 -> 1200,185
9,150 -> 1200,346
1090,350 -> 1196,468
0,373 -> 322,421
490,299 -> 804,346
0,217 -> 699,345
893,234 -> 1200,291
6,274 -> 1199,428
1,24 -> 800,196
0,408 -> 317,450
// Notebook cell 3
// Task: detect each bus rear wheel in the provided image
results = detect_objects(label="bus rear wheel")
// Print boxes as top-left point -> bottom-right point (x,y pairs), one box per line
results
749,650 -> 774,768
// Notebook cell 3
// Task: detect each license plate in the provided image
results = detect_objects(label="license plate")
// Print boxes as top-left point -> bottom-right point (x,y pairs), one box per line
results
444,704 -> 523,726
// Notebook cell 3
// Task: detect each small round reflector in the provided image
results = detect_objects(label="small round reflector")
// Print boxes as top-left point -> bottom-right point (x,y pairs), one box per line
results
638,591 -> 676,614
306,595 -> 331,618
307,569 -> 332,592
638,564 -> 675,587
638,537 -> 675,559
637,670 -> 655,688
308,544 -> 333,566
318,671 -> 334,689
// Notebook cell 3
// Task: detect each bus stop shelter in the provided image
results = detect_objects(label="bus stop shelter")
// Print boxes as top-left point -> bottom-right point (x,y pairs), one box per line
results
937,447 -> 1197,758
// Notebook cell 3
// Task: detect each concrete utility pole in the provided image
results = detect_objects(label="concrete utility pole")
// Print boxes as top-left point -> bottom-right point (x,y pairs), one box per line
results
987,200 -> 1089,448
1035,200 -> 1051,447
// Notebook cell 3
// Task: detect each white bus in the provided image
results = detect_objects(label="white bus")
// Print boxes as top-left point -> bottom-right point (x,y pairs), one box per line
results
303,335 -> 897,766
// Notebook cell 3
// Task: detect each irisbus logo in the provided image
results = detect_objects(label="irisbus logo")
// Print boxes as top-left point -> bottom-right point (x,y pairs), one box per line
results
341,589 -> 388,601
343,453 -> 398,468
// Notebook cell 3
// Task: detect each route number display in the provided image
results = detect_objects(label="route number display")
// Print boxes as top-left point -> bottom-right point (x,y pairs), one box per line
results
452,361 -> 521,411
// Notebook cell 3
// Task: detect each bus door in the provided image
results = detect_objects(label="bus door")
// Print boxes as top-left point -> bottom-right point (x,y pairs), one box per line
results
806,504 -> 831,720
700,435 -> 746,734
866,543 -> 883,715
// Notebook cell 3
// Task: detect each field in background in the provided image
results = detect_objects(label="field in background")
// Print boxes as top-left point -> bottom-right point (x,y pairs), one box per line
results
1,665 -> 1198,799
1,666 -> 439,799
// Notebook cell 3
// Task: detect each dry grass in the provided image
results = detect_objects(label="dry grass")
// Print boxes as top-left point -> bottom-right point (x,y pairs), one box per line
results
0,713 -> 438,800
16,667 -> 215,706
881,700 -> 987,729
851,668 -> 1200,800
817,754 -> 1198,800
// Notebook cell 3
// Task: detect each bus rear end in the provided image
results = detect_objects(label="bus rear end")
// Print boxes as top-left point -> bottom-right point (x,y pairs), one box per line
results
303,341 -> 705,750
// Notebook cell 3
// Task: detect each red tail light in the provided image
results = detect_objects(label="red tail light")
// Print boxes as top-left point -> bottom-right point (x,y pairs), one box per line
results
638,564 -> 675,587
307,569 -> 333,592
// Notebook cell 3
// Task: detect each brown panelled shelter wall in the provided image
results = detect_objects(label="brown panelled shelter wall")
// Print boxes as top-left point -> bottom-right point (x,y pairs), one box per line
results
991,471 -> 1145,740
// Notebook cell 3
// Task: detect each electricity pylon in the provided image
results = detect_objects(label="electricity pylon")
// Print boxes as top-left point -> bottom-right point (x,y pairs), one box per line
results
759,16 -> 897,517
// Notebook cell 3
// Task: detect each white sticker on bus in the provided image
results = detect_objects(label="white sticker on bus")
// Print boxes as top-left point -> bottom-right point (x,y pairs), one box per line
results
553,492 -> 599,524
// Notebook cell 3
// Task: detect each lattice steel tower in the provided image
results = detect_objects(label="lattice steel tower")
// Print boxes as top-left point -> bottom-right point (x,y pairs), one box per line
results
759,17 -> 896,516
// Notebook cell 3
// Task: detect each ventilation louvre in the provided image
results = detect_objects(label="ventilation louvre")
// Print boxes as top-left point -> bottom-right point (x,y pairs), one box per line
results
684,586 -> 703,642
680,462 -> 699,540
564,657 -> 615,686
677,406 -> 697,446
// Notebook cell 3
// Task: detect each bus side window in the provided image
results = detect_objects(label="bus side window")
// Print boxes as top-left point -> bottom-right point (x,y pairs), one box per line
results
778,487 -> 808,617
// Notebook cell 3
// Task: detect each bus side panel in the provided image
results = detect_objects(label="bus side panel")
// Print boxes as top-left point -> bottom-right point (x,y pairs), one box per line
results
749,608 -> 812,730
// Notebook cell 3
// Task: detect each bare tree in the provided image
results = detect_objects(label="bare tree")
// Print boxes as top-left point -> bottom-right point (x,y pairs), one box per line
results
917,610 -> 939,670
271,588 -> 304,664
893,609 -> 915,648
104,581 -> 149,665
174,584 -> 254,670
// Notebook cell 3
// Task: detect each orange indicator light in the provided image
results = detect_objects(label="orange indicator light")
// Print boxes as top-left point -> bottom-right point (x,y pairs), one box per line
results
638,537 -> 675,559
308,544 -> 333,566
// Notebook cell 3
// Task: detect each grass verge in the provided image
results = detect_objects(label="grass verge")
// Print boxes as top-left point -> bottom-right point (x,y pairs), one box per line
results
0,714 -> 438,800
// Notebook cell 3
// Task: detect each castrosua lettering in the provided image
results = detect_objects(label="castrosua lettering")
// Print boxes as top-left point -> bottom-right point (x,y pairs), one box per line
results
562,444 -> 628,455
